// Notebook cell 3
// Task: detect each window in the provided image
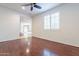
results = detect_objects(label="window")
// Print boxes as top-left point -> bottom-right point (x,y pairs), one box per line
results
44,12 -> 60,30
44,15 -> 51,29
51,12 -> 60,30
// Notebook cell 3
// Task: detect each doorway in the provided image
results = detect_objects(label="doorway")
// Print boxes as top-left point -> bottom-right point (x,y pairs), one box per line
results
20,22 -> 32,38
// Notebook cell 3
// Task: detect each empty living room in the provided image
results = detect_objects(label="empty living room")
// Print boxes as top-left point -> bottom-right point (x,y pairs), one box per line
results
0,3 -> 79,56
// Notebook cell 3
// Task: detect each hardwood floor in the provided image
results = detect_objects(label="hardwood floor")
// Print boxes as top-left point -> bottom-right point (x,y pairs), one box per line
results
0,37 -> 79,56
30,37 -> 79,56
0,39 -> 26,56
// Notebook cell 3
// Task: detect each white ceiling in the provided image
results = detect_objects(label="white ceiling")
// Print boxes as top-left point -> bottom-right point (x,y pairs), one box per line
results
0,3 -> 61,16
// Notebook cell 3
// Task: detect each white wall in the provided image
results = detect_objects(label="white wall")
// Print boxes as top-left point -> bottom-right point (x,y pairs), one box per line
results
20,15 -> 32,24
32,4 -> 79,47
0,6 -> 31,42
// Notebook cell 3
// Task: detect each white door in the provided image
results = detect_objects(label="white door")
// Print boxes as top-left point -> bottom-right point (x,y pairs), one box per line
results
23,25 -> 29,37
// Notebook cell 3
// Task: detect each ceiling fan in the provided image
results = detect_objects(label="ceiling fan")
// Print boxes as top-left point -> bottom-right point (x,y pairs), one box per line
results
22,3 -> 42,11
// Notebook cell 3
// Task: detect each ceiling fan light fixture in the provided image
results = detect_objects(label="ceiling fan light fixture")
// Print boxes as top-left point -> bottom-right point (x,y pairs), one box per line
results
22,6 -> 25,10
22,3 -> 42,11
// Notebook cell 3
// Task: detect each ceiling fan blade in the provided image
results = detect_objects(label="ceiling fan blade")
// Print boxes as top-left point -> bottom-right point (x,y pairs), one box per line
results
34,4 -> 41,9
31,6 -> 33,11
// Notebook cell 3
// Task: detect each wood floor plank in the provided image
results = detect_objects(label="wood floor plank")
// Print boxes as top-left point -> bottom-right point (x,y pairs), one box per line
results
0,37 -> 79,56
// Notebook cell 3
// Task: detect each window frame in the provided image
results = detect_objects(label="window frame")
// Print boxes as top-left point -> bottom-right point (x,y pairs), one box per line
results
44,12 -> 60,30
